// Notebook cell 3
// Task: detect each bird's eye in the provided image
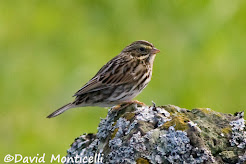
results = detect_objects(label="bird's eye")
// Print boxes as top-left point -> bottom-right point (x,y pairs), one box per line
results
139,47 -> 145,52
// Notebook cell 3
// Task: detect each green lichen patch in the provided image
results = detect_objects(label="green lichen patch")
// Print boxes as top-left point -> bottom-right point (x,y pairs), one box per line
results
161,105 -> 179,114
221,127 -> 232,135
161,115 -> 190,131
136,157 -> 150,164
112,121 -> 117,126
111,128 -> 118,139
192,108 -> 222,118
219,151 -> 238,163
196,108 -> 213,114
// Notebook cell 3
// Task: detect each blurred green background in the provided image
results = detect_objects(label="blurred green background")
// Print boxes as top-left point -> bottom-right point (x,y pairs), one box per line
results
1,0 -> 246,162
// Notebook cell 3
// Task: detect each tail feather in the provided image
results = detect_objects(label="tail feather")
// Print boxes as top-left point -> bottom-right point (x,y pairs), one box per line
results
47,103 -> 73,118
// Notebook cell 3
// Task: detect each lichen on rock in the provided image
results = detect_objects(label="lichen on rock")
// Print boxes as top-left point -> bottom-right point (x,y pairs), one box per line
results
65,103 -> 246,164
229,112 -> 246,149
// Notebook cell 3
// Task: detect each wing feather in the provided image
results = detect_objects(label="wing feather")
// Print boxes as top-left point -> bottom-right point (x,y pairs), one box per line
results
73,54 -> 135,97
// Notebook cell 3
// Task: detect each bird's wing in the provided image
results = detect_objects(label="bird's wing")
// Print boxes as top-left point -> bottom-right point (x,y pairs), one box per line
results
73,55 -> 136,97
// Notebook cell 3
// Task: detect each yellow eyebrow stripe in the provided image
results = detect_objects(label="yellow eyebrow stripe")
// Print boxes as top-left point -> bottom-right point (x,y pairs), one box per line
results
145,46 -> 152,50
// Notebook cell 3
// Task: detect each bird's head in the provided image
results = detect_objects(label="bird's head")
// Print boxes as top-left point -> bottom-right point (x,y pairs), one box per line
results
122,40 -> 160,62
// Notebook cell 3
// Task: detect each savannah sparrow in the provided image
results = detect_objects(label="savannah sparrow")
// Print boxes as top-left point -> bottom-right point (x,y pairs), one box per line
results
47,40 -> 160,118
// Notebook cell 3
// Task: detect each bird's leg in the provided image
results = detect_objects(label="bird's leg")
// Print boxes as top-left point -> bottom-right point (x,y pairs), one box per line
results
111,100 -> 145,111
111,103 -> 131,111
130,100 -> 145,106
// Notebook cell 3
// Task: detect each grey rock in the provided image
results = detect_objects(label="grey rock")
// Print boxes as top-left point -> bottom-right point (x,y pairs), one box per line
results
65,104 -> 246,164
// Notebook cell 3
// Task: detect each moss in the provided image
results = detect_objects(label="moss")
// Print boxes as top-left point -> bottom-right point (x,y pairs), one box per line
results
123,112 -> 135,121
162,115 -> 190,131
111,128 -> 118,139
112,121 -> 117,126
219,151 -> 237,163
191,108 -> 223,119
136,157 -> 150,164
221,127 -> 232,135
196,108 -> 212,114
214,112 -> 222,117
162,105 -> 178,113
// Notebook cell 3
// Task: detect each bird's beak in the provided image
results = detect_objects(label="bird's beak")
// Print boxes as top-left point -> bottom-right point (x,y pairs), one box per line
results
151,48 -> 160,54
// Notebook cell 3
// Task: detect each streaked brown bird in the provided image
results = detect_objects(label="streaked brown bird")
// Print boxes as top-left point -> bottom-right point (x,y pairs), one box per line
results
47,40 -> 160,118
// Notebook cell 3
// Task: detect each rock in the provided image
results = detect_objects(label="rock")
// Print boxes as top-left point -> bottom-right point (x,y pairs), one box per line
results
65,103 -> 246,164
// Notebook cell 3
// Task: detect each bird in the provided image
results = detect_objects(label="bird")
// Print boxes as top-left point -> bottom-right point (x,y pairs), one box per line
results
47,40 -> 160,118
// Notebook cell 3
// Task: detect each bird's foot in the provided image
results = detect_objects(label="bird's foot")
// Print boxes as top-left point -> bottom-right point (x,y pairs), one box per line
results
111,100 -> 145,111
112,103 -> 131,111
130,100 -> 145,106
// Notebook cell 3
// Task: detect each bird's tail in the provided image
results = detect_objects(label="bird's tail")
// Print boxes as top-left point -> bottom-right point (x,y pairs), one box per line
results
47,103 -> 74,118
